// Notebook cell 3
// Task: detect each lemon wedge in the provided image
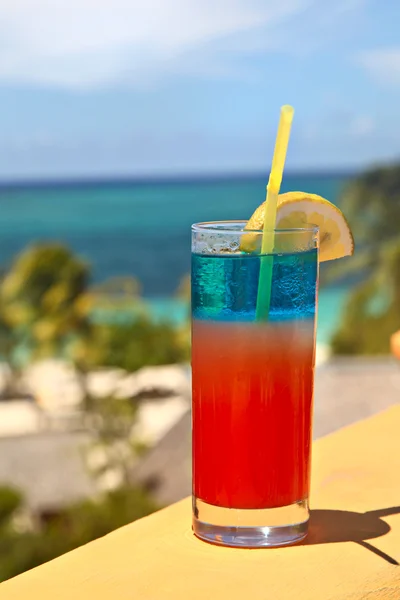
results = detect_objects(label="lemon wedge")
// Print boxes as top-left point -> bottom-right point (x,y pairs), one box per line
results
241,191 -> 354,262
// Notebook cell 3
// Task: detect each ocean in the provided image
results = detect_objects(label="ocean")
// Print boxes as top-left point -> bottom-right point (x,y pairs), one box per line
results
0,172 -> 353,346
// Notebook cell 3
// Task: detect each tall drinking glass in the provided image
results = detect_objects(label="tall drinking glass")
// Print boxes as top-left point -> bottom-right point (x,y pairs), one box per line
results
191,222 -> 319,548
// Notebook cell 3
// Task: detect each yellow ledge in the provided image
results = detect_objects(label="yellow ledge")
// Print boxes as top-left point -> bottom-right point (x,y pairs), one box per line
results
2,407 -> 400,600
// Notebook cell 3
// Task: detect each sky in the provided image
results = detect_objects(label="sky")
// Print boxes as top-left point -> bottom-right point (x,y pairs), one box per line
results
0,0 -> 399,180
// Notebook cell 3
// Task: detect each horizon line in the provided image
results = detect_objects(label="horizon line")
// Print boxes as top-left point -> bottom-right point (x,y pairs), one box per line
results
0,168 -> 359,190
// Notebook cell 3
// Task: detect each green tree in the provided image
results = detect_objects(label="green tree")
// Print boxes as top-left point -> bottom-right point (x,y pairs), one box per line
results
0,486 -> 159,582
325,164 -> 400,286
332,240 -> 400,354
330,164 -> 400,354
340,164 -> 400,247
0,245 -> 177,582
0,486 -> 26,581
0,487 -> 23,530
81,319 -> 189,373
0,242 -> 190,371
0,244 -> 92,361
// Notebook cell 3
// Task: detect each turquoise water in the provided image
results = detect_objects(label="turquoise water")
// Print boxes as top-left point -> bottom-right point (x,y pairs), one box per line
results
0,173 -> 349,294
192,250 -> 317,322
0,172 -> 353,344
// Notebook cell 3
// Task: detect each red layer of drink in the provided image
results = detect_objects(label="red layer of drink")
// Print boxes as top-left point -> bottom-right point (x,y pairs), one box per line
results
192,320 -> 315,510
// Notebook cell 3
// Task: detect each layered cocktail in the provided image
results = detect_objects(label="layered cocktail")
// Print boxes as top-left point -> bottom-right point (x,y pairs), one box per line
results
192,224 -> 319,546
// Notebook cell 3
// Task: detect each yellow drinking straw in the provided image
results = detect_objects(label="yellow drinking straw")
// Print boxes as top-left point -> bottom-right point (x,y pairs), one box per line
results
255,105 -> 295,321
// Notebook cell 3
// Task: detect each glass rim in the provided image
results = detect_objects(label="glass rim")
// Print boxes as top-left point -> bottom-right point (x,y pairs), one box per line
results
191,220 -> 319,234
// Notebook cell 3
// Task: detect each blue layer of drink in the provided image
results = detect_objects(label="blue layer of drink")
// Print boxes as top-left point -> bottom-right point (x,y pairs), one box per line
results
192,249 -> 318,322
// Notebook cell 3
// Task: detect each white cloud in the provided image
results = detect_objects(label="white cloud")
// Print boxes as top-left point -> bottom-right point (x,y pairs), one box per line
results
357,48 -> 400,85
0,0 -> 367,90
349,115 -> 375,136
0,0 -> 306,89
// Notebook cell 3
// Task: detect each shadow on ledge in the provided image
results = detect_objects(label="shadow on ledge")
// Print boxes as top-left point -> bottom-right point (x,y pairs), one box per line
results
304,506 -> 400,566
